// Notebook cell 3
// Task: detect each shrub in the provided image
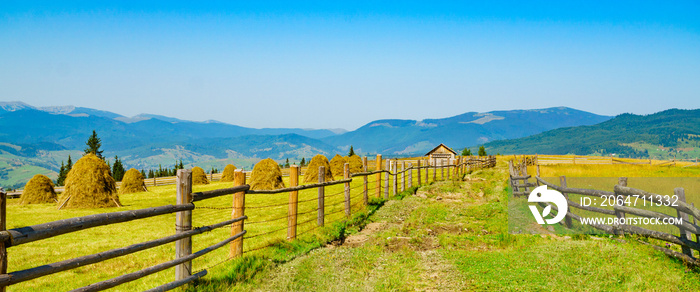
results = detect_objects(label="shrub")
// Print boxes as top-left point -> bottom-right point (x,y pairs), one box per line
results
249,158 -> 285,190
303,155 -> 333,183
192,166 -> 209,185
21,174 -> 57,204
59,154 -> 119,209
220,164 -> 237,182
119,168 -> 146,195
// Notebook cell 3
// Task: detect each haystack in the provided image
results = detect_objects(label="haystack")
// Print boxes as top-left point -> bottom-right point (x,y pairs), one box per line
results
119,168 -> 146,195
348,155 -> 364,173
192,166 -> 209,185
329,154 -> 347,178
303,154 -> 333,183
21,174 -> 57,204
59,154 -> 119,209
220,164 -> 237,182
249,158 -> 285,190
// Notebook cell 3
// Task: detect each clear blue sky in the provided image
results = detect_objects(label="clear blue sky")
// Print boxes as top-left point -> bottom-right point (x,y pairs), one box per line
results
1,1 -> 699,130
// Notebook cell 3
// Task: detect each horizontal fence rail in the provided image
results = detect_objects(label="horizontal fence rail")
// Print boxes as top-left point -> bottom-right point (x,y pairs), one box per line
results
0,155 -> 496,291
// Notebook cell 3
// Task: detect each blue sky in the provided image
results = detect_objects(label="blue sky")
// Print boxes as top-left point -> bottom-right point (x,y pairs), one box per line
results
1,1 -> 699,130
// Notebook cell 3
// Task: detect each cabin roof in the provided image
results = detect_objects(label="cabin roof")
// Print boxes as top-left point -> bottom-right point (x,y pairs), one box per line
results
425,143 -> 457,156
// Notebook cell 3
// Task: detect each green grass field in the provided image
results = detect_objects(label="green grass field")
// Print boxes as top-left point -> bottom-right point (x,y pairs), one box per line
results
5,165 -> 442,291
194,161 -> 700,291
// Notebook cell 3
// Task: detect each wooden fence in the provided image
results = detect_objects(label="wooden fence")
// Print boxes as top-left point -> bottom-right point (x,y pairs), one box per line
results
528,154 -> 700,167
508,160 -> 700,266
0,155 -> 495,291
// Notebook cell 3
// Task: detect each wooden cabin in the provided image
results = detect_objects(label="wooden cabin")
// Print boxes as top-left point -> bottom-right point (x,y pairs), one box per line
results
425,143 -> 457,165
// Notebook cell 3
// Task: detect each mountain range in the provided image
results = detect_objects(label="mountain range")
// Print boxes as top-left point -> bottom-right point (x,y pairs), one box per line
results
0,101 -> 613,188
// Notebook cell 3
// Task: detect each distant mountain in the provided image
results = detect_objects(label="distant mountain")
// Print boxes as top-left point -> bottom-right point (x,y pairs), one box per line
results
483,109 -> 700,158
323,107 -> 611,155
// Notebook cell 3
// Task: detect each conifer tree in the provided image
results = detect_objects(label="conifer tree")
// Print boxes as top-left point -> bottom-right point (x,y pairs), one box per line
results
112,156 -> 125,181
348,146 -> 355,157
478,146 -> 487,157
84,130 -> 104,159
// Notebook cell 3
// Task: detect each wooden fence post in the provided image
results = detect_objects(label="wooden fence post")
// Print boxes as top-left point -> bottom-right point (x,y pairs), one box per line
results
693,203 -> 699,244
230,169 -> 246,258
440,159 -> 445,180
433,158 -> 437,182
375,155 -> 382,198
675,188 -> 693,258
175,169 -> 193,282
318,166 -> 325,227
0,187 -> 6,292
559,176 -> 573,229
363,157 -> 368,206
153,177 -> 157,186
425,158 -> 429,183
384,160 -> 390,199
417,160 -> 422,186
393,160 -> 398,195
408,163 -> 413,188
344,163 -> 351,218
401,161 -> 405,192
288,165 -> 299,240
615,177 -> 628,235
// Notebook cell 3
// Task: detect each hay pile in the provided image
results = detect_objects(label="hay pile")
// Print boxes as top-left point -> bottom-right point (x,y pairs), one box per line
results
192,166 -> 209,185
220,164 -> 237,182
303,154 -> 333,183
329,154 -> 347,178
119,168 -> 146,195
59,154 -> 119,209
249,158 -> 285,190
21,174 -> 57,204
348,155 -> 364,173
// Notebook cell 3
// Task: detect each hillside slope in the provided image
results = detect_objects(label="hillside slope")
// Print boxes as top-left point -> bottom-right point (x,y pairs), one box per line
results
484,109 -> 700,157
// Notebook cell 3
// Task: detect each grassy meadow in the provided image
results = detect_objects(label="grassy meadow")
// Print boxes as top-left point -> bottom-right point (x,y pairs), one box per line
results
193,160 -> 700,291
5,163 -> 444,291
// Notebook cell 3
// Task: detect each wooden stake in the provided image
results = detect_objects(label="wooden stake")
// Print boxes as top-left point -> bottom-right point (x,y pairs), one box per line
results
408,163 -> 413,188
230,170 -> 245,258
175,169 -> 192,282
384,160 -> 391,200
363,157 -> 368,206
288,166 -> 299,240
417,160 -> 422,186
675,188 -> 693,257
560,176 -> 573,229
401,161 -> 405,192
392,160 -> 398,195
375,155 -> 382,198
318,166 -> 325,227
344,163 -> 351,218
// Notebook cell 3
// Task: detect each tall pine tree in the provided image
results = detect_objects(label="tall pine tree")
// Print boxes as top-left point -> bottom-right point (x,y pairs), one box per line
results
348,146 -> 355,156
84,130 -> 104,159
112,155 -> 125,181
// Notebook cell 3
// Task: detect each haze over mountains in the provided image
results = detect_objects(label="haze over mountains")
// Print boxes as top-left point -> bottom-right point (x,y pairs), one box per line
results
0,101 -> 614,188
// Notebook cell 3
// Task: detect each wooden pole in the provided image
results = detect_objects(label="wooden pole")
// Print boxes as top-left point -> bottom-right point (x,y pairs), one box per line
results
675,188 -> 693,257
392,160 -> 398,195
175,169 -> 192,282
559,176 -> 573,228
318,166 -> 325,227
616,177 -> 628,235
384,160 -> 390,199
417,160 -> 422,186
363,157 -> 368,206
432,158 -> 437,182
441,159 -> 445,180
408,163 -> 413,188
425,158 -> 429,183
401,161 -> 405,192
288,165 -> 299,240
230,170 -> 246,258
375,154 -> 382,198
344,163 -> 351,218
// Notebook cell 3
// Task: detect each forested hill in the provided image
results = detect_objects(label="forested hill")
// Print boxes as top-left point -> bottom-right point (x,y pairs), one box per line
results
484,109 -> 700,158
